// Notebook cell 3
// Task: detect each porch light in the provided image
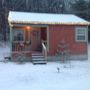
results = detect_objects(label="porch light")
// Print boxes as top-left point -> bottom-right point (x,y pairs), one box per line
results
26,26 -> 31,30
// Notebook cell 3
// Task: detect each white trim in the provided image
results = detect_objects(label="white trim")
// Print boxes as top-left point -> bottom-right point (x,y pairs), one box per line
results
75,26 -> 87,42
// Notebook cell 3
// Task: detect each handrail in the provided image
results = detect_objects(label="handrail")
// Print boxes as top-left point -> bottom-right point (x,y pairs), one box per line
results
42,42 -> 47,61
42,40 -> 47,46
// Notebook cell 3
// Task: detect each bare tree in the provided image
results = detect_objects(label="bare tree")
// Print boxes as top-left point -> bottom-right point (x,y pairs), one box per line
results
0,0 -> 74,41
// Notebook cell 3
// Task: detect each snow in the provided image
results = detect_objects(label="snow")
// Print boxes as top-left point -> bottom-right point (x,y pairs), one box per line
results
0,43 -> 90,90
8,11 -> 89,25
0,42 -> 10,61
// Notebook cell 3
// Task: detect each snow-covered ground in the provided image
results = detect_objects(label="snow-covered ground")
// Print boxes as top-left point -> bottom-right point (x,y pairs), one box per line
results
0,43 -> 90,90
0,42 -> 10,61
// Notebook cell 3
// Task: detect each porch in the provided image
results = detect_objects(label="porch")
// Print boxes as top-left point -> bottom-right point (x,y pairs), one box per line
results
10,25 -> 48,63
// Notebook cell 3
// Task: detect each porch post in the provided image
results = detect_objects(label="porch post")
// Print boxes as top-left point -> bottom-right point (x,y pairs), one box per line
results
10,24 -> 13,52
87,26 -> 88,59
47,26 -> 49,52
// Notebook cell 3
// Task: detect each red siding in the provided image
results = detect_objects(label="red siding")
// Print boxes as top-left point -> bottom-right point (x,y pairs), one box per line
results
41,27 -> 47,40
48,25 -> 87,56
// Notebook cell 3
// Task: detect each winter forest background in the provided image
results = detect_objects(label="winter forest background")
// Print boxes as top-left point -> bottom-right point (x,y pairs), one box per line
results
0,0 -> 90,41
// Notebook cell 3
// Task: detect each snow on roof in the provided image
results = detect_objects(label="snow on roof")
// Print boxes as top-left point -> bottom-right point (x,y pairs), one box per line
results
8,11 -> 90,25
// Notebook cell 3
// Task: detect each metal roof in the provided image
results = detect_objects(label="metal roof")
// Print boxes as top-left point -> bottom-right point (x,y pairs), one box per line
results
8,11 -> 90,25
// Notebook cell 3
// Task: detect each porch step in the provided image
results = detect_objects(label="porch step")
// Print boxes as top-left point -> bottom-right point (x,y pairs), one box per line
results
32,58 -> 45,61
32,53 -> 47,64
32,53 -> 43,56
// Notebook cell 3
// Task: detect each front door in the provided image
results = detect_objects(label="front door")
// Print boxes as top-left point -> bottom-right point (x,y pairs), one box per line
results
30,28 -> 41,51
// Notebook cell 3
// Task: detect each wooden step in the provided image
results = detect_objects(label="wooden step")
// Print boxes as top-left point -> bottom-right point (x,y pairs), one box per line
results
32,53 -> 43,56
32,60 -> 47,64
32,53 -> 47,64
32,58 -> 47,64
32,58 -> 45,61
32,56 -> 44,58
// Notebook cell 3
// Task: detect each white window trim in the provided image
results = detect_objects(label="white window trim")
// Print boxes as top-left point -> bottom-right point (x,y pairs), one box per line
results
75,27 -> 87,42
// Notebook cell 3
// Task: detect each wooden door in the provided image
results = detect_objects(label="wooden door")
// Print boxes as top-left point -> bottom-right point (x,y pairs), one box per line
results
30,28 -> 41,51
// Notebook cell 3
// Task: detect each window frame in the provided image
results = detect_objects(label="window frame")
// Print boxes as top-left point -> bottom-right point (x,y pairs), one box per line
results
75,26 -> 87,42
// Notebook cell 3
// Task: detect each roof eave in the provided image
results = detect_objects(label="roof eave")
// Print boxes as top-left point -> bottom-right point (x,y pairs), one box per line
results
9,21 -> 90,26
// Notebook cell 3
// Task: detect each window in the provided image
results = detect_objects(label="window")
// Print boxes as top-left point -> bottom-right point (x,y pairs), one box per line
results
13,30 -> 24,41
75,27 -> 87,42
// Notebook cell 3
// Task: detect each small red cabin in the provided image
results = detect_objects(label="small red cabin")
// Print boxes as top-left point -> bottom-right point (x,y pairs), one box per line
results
8,11 -> 90,62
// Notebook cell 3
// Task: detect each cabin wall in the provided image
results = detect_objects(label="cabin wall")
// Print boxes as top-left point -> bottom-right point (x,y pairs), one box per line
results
48,25 -> 87,58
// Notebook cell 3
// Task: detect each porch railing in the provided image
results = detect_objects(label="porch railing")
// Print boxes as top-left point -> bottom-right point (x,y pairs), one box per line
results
42,41 -> 47,61
12,41 -> 31,52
